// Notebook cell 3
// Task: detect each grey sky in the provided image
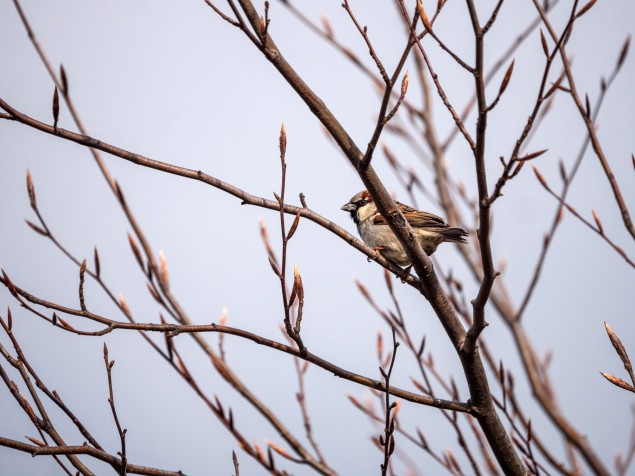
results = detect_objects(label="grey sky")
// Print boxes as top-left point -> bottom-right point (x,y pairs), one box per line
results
1,1 -> 634,474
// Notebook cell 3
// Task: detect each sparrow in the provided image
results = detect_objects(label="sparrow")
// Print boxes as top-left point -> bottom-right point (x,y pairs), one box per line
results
341,190 -> 468,266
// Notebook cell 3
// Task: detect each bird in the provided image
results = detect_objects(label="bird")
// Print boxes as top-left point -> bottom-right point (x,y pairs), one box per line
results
341,190 -> 468,266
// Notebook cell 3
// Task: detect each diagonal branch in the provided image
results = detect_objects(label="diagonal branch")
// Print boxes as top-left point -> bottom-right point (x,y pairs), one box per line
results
0,273 -> 470,413
533,0 -> 635,241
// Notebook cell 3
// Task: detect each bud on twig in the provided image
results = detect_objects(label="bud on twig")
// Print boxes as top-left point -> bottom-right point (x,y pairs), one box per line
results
540,30 -> 549,58
119,292 -> 131,317
498,59 -> 515,96
292,265 -> 304,335
52,86 -> 59,131
557,207 -> 565,224
26,169 -> 37,209
159,250 -> 169,289
57,315 -> 75,330
2,270 -> 19,299
94,247 -> 101,279
25,220 -> 47,236
417,429 -> 428,450
575,0 -> 597,19
114,181 -> 127,206
600,372 -> 635,392
128,233 -> 144,268
264,440 -> 292,459
79,258 -> 87,311
260,18 -> 266,37
60,64 -> 69,95
605,322 -> 633,373
417,0 -> 433,32
286,211 -> 301,241
401,72 -> 409,97
383,268 -> 393,294
147,282 -> 161,303
320,14 -> 333,38
355,279 -> 371,301
216,305 -> 227,326
26,436 -> 45,447
559,160 -> 567,183
268,256 -> 281,276
417,336 -> 426,357
510,160 -> 524,178
518,149 -> 548,162
592,210 -> 603,234
532,166 -> 548,188
346,393 -> 365,412
446,450 -> 460,472
232,450 -> 239,476
617,36 -> 631,71
279,123 -> 286,159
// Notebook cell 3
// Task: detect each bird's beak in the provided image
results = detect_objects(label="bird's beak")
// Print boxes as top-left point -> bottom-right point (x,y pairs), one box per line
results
341,203 -> 356,212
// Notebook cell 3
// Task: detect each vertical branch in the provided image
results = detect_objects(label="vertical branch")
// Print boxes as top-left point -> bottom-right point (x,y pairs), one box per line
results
281,329 -> 328,465
380,328 -> 399,476
396,0 -> 476,150
462,1 -> 496,355
274,124 -> 306,353
103,344 -> 127,476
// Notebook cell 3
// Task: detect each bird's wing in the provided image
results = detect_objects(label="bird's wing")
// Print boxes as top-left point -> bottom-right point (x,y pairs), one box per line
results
372,202 -> 448,228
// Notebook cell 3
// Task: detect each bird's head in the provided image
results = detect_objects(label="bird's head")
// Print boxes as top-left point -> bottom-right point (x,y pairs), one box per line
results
341,190 -> 375,225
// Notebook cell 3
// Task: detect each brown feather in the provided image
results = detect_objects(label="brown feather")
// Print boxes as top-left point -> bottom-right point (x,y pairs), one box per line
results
372,202 -> 447,228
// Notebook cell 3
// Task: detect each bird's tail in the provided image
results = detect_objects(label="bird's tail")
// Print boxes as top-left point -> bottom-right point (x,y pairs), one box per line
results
441,227 -> 469,244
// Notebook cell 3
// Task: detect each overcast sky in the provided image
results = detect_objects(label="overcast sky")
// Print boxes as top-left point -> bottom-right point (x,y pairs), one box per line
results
1,1 -> 634,475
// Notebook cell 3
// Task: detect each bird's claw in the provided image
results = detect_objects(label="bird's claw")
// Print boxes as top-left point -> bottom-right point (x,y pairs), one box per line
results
400,265 -> 412,283
367,247 -> 384,263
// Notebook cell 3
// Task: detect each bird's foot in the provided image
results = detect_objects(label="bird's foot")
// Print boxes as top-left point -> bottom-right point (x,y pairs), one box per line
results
400,265 -> 412,283
367,246 -> 385,262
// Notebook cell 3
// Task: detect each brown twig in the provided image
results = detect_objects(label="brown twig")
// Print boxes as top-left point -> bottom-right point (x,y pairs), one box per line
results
0,272 -> 469,413
0,438 -> 184,476
442,0 -> 562,151
461,0 -> 498,356
1,97 -> 423,290
357,8 -> 417,168
341,0 -> 389,84
380,328 -> 399,476
396,0 -> 476,151
0,314 -> 182,476
515,50 -> 630,320
533,0 -> 635,241
103,344 -> 128,476
532,166 -> 635,269
601,322 -> 635,393
273,123 -> 305,352
488,12 -> 572,205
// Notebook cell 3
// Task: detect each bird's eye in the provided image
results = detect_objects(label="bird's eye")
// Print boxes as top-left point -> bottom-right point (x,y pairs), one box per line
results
358,199 -> 367,206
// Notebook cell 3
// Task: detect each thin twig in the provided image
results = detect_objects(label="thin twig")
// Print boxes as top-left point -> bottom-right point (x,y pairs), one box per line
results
532,166 -> 635,268
380,328 -> 399,476
103,344 -> 128,476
